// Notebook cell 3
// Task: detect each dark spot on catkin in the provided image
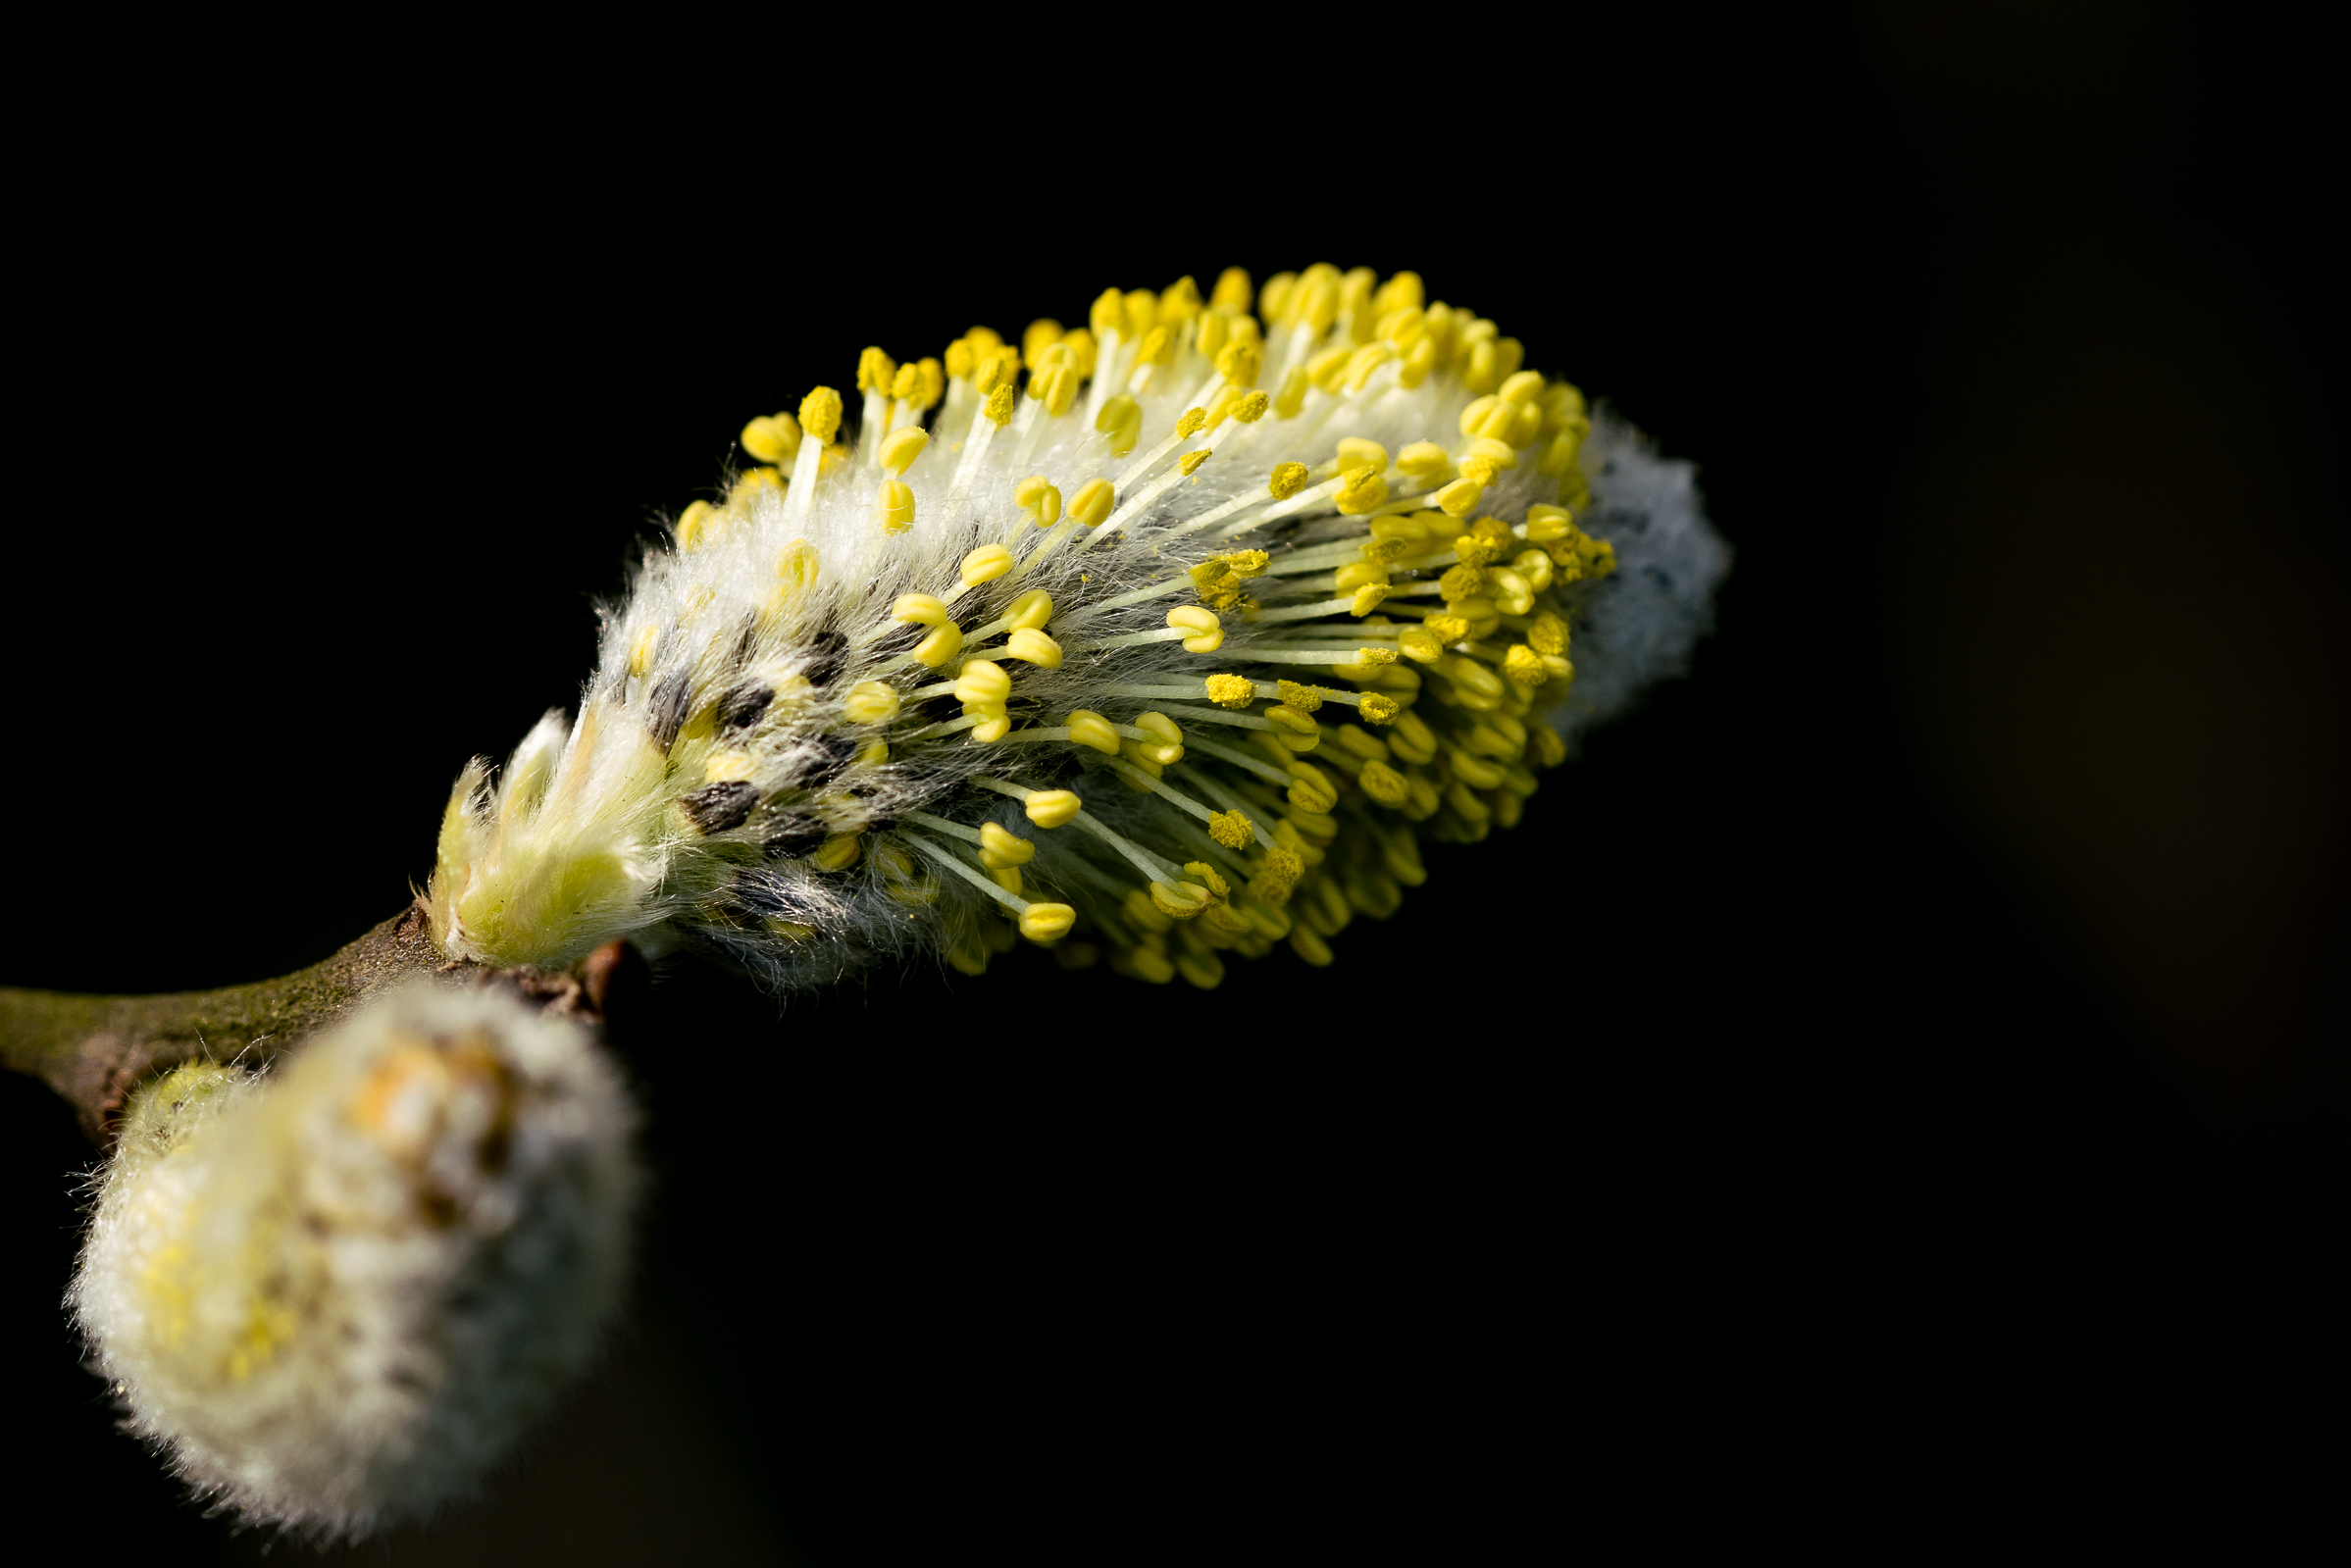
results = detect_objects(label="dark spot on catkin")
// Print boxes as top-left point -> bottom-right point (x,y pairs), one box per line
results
716,683 -> 773,736
646,672 -> 693,752
680,781 -> 758,834
800,629 -> 849,686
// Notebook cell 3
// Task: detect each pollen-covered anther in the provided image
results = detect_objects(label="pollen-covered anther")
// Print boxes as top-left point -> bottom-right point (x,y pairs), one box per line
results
1334,467 -> 1389,516
1179,448 -> 1212,478
879,426 -> 929,475
1358,693 -> 1401,725
961,544 -> 1015,585
1276,680 -> 1327,712
1503,645 -> 1550,688
1207,808 -> 1255,848
1268,462 -> 1309,500
1166,606 -> 1222,653
799,386 -> 844,444
1204,673 -> 1255,708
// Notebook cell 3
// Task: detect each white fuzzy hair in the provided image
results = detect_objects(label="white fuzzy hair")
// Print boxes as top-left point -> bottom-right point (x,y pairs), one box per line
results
70,984 -> 638,1540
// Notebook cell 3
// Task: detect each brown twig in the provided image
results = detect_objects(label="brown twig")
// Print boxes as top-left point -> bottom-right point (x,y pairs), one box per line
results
0,900 -> 639,1144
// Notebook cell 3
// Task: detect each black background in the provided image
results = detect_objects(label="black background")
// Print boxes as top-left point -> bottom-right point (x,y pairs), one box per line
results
4,7 -> 2342,1560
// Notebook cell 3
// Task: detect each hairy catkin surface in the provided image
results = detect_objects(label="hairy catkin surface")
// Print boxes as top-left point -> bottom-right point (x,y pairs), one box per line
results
426,269 -> 1727,991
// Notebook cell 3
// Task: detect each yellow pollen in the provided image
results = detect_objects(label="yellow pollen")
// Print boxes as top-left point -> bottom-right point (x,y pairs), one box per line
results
1207,809 -> 1254,848
891,363 -> 921,402
799,386 -> 843,444
1175,407 -> 1208,438
1214,340 -> 1260,387
856,346 -> 896,394
1276,680 -> 1326,712
984,383 -> 1016,426
1230,390 -> 1269,424
1268,462 -> 1309,500
1210,267 -> 1252,312
1334,467 -> 1389,515
1204,674 -> 1256,708
741,413 -> 802,466
1179,449 -> 1211,477
1358,693 -> 1400,724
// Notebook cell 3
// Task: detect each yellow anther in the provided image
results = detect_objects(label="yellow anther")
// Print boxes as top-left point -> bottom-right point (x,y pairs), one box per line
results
1272,366 -> 1310,419
1344,341 -> 1394,389
1061,329 -> 1097,380
1529,724 -> 1568,770
799,386 -> 843,444
1528,611 -> 1570,657
1258,271 -> 1298,323
1195,309 -> 1229,362
1397,335 -> 1439,389
1182,861 -> 1230,901
971,711 -> 1011,743
987,863 -> 1025,896
1122,887 -> 1174,935
1022,787 -> 1081,828
1201,383 -> 1242,430
1031,361 -> 1078,417
1210,267 -> 1252,312
876,480 -> 916,534
1179,448 -> 1211,478
1466,435 -> 1517,471
1133,711 -> 1182,747
1493,337 -> 1524,383
1357,758 -> 1409,806
676,499 -> 717,552
914,358 -> 946,408
886,363 -> 919,404
1175,406 -> 1208,438
1220,549 -> 1270,579
1018,903 -> 1075,943
1214,339 -> 1260,388
1275,680 -> 1326,712
629,623 -> 659,678
954,660 -> 1011,706
1370,514 -> 1432,548
857,346 -> 897,394
1150,880 -> 1210,920
1305,343 -> 1354,392
970,348 -> 1011,394
1439,564 -> 1486,602
1122,289 -> 1156,340
879,425 -> 929,475
1400,627 -> 1446,663
741,413 -> 802,466
894,592 -> 951,626
1504,644 -> 1549,688
945,339 -> 975,380
1356,646 -> 1398,666
1004,587 -> 1053,631
1489,568 -> 1535,616
1136,325 -> 1174,366
1454,531 -> 1502,568
1285,761 -> 1338,814
1458,395 -> 1501,439
1524,504 -> 1572,541
1334,562 -> 1390,596
1156,275 -> 1202,327
1067,478 -> 1116,528
1265,704 -> 1317,736
912,623 -> 964,668
1205,673 -> 1256,709
1228,389 -> 1269,424
1066,710 -> 1120,754
984,383 -> 1015,426
1358,693 -> 1400,725
812,833 -> 862,872
843,681 -> 901,724
1336,436 -> 1389,475
1118,743 -> 1165,782
1352,584 -> 1391,616
1432,478 -> 1484,518
1537,430 -> 1583,478
1021,318 -> 1064,370
1095,393 -> 1140,437
1166,605 -> 1222,652
1334,467 -> 1389,515
978,820 -> 1036,868
1373,270 -> 1425,315
1268,462 -> 1309,500
1003,627 -> 1063,668
1515,548 -> 1555,592
1090,287 -> 1125,339
960,543 -> 1015,586
1377,305 -> 1427,347
1207,808 -> 1254,848
1499,369 -> 1546,408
